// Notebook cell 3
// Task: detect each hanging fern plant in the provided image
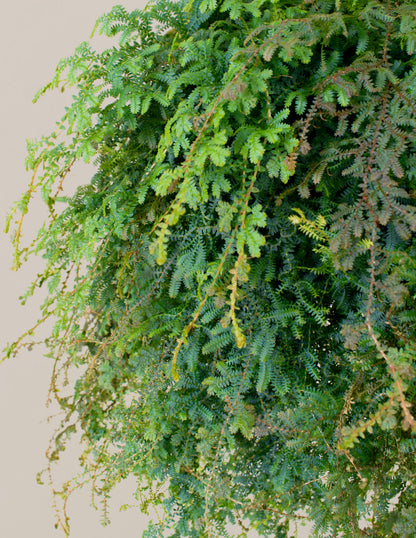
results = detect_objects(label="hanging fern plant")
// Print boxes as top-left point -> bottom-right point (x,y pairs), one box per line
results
4,0 -> 416,536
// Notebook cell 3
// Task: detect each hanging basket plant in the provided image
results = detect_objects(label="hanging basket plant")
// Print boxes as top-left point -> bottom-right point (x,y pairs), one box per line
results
5,0 -> 416,536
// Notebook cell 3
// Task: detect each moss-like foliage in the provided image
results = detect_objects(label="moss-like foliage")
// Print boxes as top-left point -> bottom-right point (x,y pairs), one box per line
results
4,0 -> 416,536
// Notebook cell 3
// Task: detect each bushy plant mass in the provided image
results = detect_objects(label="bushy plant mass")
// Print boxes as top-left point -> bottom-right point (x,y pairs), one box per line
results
4,0 -> 416,535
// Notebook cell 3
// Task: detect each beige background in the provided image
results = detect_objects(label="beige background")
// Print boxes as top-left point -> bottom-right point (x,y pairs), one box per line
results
0,2 -> 150,537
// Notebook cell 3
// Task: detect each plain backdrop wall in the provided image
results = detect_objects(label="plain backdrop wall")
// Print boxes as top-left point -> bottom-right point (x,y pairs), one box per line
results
0,2 -> 150,537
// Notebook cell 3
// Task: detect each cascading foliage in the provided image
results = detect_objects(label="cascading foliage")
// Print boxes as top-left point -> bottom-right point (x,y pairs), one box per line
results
4,0 -> 416,536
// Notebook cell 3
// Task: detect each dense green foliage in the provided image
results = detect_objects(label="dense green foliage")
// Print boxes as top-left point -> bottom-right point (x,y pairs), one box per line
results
5,0 -> 416,535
